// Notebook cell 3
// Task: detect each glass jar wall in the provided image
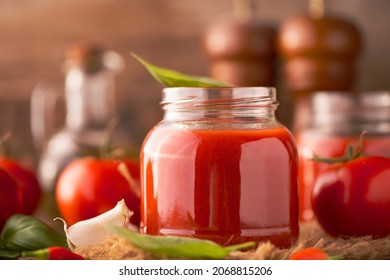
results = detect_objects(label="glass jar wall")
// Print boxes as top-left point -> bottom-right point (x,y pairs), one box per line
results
141,87 -> 299,248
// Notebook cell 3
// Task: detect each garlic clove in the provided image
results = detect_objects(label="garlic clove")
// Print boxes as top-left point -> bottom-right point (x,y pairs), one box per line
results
55,199 -> 136,249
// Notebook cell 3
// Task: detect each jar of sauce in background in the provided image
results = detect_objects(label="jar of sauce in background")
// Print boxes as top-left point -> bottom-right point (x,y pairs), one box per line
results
141,87 -> 299,248
296,91 -> 390,222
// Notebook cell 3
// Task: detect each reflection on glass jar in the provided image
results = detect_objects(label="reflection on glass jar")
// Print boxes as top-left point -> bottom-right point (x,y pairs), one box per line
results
295,91 -> 390,221
141,87 -> 299,248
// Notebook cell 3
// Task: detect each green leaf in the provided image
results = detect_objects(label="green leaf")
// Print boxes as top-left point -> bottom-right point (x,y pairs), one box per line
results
107,225 -> 255,259
131,53 -> 233,87
1,214 -> 67,251
0,248 -> 20,260
0,240 -> 20,259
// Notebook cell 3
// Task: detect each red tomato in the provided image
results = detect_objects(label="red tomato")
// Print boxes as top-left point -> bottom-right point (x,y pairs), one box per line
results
55,157 -> 140,226
0,167 -> 20,230
0,158 -> 42,215
290,247 -> 328,260
312,156 -> 390,238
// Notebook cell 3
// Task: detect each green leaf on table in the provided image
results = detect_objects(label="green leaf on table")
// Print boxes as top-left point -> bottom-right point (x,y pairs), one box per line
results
0,248 -> 20,260
1,214 -> 67,251
131,53 -> 233,87
107,225 -> 255,259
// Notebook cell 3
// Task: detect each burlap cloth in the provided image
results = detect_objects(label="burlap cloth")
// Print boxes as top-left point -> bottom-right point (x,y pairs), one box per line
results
75,222 -> 390,260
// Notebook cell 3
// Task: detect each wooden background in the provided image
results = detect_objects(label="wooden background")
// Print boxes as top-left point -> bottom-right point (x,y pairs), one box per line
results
0,0 -> 389,167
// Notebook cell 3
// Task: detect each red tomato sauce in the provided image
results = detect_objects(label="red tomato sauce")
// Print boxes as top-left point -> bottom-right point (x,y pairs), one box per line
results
141,125 -> 299,248
296,131 -> 390,221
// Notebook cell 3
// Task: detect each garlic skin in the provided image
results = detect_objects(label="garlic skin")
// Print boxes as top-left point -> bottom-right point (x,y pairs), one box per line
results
56,199 -> 136,249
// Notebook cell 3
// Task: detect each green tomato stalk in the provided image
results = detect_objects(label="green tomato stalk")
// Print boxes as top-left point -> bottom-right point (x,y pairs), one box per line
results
312,131 -> 367,164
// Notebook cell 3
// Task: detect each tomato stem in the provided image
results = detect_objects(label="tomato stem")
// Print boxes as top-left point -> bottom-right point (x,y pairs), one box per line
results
100,117 -> 119,159
311,131 -> 367,164
0,131 -> 12,157
118,163 -> 140,198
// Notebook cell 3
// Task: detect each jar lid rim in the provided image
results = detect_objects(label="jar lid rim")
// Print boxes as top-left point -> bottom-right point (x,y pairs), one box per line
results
162,87 -> 277,102
310,91 -> 390,111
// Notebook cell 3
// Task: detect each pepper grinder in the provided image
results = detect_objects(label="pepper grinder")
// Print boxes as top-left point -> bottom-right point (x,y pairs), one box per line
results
202,0 -> 276,86
278,0 -> 363,130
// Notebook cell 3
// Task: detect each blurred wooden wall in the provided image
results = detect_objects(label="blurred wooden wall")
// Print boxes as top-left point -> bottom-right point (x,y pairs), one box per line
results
0,0 -> 389,166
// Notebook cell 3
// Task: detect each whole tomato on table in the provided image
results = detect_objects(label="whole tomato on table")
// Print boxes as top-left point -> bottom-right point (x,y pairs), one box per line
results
312,155 -> 390,238
290,247 -> 329,260
0,158 -> 42,215
55,157 -> 140,226
0,137 -> 42,232
0,167 -> 20,230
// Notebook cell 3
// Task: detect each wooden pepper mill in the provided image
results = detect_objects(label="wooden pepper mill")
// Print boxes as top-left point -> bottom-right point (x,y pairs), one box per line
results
278,0 -> 363,98
278,0 -> 363,131
202,0 -> 276,86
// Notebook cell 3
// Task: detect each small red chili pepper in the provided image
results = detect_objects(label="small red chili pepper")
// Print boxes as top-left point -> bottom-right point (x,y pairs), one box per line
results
290,247 -> 329,260
22,247 -> 85,260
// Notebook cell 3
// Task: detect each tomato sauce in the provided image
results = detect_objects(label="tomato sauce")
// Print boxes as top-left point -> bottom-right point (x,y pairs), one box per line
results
141,125 -> 299,248
297,131 -> 390,221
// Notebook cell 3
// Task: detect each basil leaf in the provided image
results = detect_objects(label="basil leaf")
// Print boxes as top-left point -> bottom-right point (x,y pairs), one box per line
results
1,214 -> 67,251
0,239 -> 20,259
107,226 -> 254,259
0,248 -> 20,260
131,53 -> 233,87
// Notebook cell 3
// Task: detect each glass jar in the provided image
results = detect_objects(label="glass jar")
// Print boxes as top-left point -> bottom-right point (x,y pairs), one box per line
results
296,91 -> 390,222
141,87 -> 299,248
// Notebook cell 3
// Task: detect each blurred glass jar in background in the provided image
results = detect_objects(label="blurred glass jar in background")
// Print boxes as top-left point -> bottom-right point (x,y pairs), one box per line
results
31,44 -> 133,218
295,91 -> 390,222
